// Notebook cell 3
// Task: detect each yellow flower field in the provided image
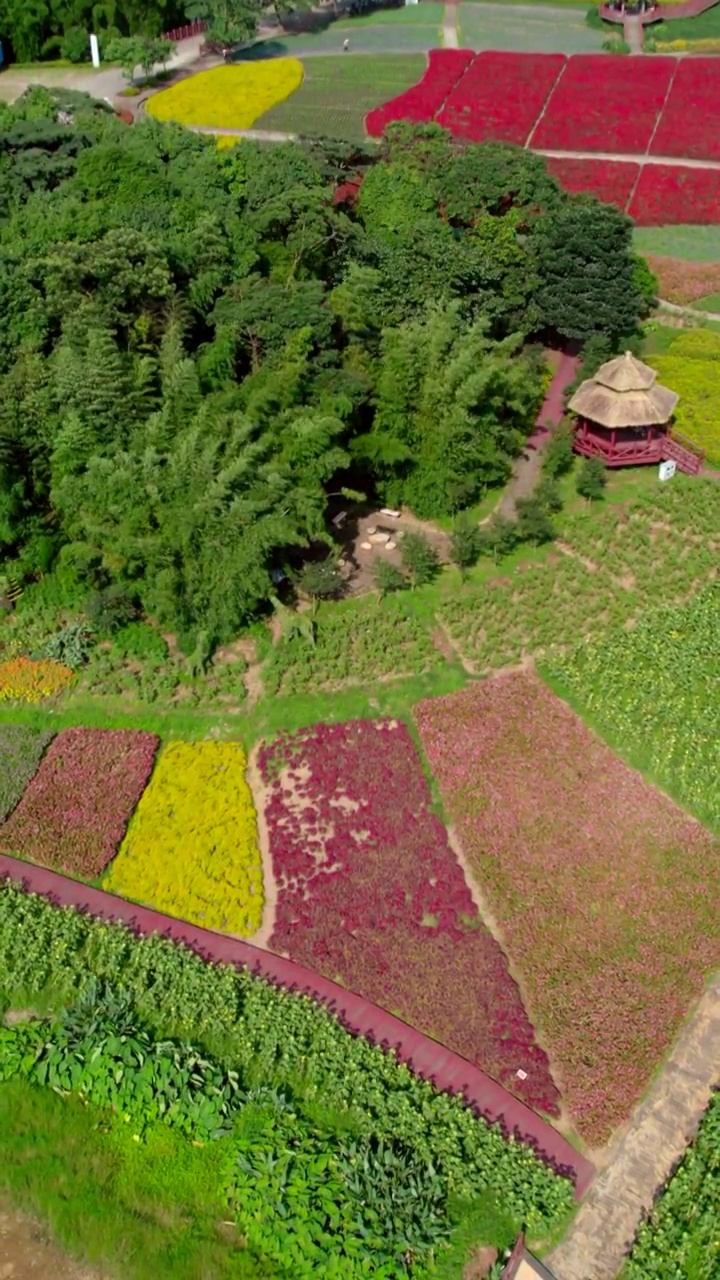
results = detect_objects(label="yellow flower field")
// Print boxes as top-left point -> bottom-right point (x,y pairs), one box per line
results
105,741 -> 264,935
146,60 -> 303,130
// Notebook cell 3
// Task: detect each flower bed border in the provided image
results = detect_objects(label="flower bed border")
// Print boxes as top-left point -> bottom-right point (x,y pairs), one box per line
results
0,852 -> 594,1198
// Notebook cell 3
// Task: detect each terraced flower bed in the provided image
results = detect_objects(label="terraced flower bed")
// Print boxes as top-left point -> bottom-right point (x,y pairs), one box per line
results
544,157 -> 640,210
415,673 -> 720,1146
628,164 -> 720,227
531,55 -> 676,153
0,726 -> 55,822
104,742 -> 264,935
0,729 -> 158,878
259,718 -> 560,1113
649,57 -> 720,162
437,51 -> 565,146
365,48 -> 473,137
146,60 -> 303,129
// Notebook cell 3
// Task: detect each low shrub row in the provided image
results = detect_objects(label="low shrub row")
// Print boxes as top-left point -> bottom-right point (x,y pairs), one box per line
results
0,725 -> 55,822
0,880 -> 576,1244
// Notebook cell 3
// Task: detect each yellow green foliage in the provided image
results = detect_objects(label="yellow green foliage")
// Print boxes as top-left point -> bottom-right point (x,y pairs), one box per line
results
654,328 -> 720,466
146,61 -> 303,130
105,742 -> 264,935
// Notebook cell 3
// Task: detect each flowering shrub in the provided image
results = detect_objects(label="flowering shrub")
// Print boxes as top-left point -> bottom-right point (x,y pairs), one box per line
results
544,157 -> 639,209
415,673 -> 720,1145
0,729 -> 158,878
365,48 -> 474,137
628,164 -> 720,225
652,329 -> 720,466
105,742 -> 263,935
259,718 -> 559,1114
0,726 -> 55,822
650,58 -> 720,161
646,255 -> 720,305
438,52 -> 565,147
532,54 -> 676,154
0,657 -> 74,703
146,60 -> 303,129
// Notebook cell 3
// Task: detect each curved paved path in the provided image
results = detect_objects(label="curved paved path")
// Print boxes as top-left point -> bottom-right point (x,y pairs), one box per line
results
549,977 -> 720,1280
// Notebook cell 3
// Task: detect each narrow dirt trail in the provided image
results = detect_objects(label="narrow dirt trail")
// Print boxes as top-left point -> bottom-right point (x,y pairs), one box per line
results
0,1200 -> 103,1280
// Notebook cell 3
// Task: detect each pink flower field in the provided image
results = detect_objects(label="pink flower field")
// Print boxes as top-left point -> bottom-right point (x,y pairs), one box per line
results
415,674 -> 720,1146
0,728 -> 159,878
259,719 -> 559,1114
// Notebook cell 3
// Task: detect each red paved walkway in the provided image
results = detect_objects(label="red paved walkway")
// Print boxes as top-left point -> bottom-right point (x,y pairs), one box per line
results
527,351 -> 580,451
0,853 -> 594,1197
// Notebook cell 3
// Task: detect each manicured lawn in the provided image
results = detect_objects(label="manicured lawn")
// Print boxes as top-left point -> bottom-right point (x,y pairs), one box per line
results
259,717 -> 560,1112
652,3 -> 720,40
415,672 -> 720,1146
633,225 -> 720,261
692,290 -> 720,312
248,13 -> 442,57
458,3 -> 605,51
257,52 -> 426,139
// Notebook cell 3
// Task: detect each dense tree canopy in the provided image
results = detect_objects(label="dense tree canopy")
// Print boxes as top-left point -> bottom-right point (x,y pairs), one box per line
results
0,93 -> 648,643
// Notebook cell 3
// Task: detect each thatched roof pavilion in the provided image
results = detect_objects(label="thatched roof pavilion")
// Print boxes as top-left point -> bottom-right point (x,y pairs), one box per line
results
568,351 -> 701,473
569,352 -> 678,430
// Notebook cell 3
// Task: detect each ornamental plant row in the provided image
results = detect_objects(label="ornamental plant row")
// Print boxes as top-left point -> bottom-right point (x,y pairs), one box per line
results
415,672 -> 720,1147
628,164 -> 720,226
531,54 -> 676,155
0,728 -> 158,878
258,718 -> 559,1115
104,741 -> 264,936
0,880 -> 576,1229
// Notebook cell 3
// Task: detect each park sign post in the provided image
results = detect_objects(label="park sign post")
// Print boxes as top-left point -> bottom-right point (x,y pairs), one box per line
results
90,32 -> 100,67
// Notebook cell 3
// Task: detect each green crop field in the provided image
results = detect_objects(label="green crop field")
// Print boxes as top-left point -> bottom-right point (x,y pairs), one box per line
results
458,2 -> 605,49
257,52 -> 426,139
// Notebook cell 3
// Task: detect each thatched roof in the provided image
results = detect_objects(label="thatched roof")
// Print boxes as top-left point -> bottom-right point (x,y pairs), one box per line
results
568,352 -> 678,429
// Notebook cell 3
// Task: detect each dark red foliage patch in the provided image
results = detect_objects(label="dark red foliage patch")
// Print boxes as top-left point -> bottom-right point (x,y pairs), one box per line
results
0,728 -> 159,878
437,52 -> 565,147
259,719 -> 560,1114
628,164 -> 720,226
524,54 -> 676,154
544,156 -> 640,209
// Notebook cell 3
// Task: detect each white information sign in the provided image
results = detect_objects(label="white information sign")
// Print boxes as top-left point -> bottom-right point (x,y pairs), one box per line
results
90,33 -> 100,68
658,460 -> 676,482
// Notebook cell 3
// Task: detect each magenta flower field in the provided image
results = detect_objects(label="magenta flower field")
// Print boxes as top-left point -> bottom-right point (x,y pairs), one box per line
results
0,728 -> 158,878
259,719 -> 559,1113
415,674 -> 720,1146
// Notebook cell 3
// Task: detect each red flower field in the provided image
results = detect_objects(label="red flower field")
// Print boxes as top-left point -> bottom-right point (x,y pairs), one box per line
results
544,157 -> 640,210
0,728 -> 159,878
415,674 -> 720,1146
628,164 -> 720,226
365,48 -> 474,138
531,54 -> 676,155
650,59 -> 720,162
437,52 -> 565,147
259,719 -> 560,1114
